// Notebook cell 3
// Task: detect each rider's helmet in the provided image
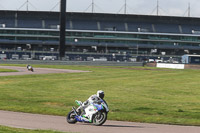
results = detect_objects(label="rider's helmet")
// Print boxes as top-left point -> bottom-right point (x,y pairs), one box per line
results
97,90 -> 104,99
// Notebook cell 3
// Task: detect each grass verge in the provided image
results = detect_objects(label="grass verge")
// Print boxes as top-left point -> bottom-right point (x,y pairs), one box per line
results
0,68 -> 18,72
0,64 -> 200,126
0,125 -> 69,133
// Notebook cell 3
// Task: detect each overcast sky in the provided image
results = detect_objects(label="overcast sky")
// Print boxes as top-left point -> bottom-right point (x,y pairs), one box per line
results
0,0 -> 200,17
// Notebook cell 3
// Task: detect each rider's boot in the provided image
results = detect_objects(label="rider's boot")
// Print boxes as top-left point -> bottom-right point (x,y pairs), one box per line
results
78,109 -> 82,115
76,108 -> 81,116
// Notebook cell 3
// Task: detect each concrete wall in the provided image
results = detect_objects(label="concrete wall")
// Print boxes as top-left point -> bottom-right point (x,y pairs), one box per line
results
146,63 -> 157,67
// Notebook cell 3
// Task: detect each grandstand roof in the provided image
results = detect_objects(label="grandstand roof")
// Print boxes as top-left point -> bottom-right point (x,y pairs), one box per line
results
0,10 -> 200,24
1,10 -> 200,24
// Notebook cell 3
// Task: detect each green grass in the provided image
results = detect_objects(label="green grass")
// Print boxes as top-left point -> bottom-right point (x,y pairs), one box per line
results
0,68 -> 18,72
0,64 -> 200,126
0,126 -> 69,133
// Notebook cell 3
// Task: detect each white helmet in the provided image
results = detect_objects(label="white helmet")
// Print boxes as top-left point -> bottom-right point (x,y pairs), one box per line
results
97,90 -> 104,99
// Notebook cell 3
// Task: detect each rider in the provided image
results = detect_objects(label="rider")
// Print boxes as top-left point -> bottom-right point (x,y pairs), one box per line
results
27,64 -> 30,70
76,90 -> 106,115
27,64 -> 33,71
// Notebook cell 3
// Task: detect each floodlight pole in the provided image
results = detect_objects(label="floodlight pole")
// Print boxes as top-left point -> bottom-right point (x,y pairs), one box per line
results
124,0 -> 127,14
92,0 -> 94,13
188,2 -> 191,17
27,0 -> 29,11
157,0 -> 159,16
59,0 -> 66,60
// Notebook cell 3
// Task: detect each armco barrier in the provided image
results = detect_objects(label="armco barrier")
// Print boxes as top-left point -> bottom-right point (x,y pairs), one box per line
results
0,60 -> 144,67
184,64 -> 200,69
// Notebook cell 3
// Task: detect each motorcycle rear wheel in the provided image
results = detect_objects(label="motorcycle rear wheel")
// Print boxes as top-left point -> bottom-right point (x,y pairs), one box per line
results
93,111 -> 107,126
66,111 -> 77,124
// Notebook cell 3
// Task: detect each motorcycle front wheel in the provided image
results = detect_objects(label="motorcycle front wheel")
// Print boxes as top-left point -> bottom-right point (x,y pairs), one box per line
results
93,111 -> 107,126
66,111 -> 77,124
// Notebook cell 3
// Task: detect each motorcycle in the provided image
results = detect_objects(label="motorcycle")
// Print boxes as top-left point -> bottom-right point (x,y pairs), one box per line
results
66,100 -> 109,126
27,65 -> 34,72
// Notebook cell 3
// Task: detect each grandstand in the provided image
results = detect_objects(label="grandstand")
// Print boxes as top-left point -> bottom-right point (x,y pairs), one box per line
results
0,10 -> 200,62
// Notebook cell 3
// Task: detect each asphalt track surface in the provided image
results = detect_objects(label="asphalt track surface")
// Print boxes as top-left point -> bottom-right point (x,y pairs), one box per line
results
0,110 -> 200,133
0,66 -> 90,76
0,66 -> 200,133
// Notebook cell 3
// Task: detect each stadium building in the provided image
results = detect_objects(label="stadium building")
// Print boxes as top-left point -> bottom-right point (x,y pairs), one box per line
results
0,10 -> 200,61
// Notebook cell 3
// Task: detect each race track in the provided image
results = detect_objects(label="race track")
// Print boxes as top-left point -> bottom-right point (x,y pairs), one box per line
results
0,66 -> 200,133
0,66 -> 90,76
0,110 -> 199,133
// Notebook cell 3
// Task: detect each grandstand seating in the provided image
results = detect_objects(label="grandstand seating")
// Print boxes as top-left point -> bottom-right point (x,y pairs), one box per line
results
44,19 -> 59,29
0,13 -> 15,28
1,11 -> 200,35
18,19 -> 42,28
72,20 -> 97,30
127,22 -> 153,32
181,24 -> 200,34
154,23 -> 180,33
100,21 -> 125,31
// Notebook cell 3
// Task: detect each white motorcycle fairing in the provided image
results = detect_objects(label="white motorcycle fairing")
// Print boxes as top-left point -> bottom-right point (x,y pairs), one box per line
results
67,99 -> 109,126
84,101 -> 109,122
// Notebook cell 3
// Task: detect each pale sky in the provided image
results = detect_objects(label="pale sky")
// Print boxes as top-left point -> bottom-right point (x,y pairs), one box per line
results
0,0 -> 200,17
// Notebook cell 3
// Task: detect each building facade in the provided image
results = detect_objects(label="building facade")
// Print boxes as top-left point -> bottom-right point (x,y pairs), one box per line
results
0,10 -> 200,61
